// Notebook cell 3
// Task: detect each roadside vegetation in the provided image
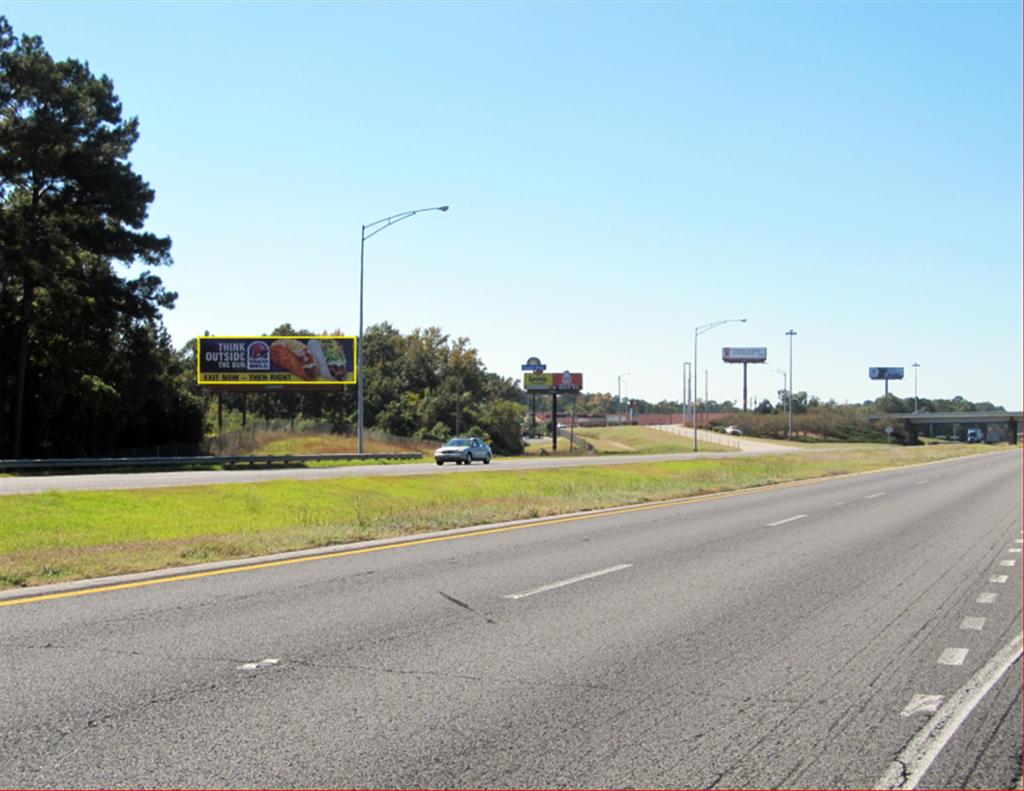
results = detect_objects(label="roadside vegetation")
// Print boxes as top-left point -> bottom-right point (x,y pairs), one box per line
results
0,443 -> 1006,589
209,425 -> 437,458
522,426 -> 734,455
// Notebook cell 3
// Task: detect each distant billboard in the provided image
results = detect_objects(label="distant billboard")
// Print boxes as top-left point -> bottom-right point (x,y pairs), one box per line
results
723,347 -> 767,363
869,366 -> 905,381
524,371 -> 583,392
197,336 -> 356,386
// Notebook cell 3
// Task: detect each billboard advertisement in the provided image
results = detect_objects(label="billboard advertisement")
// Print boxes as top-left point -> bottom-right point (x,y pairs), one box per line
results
197,336 -> 357,386
869,367 -> 905,381
523,371 -> 583,392
723,347 -> 768,363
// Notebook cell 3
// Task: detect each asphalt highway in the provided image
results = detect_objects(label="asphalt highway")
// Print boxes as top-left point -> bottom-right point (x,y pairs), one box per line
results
1,450 -> 1020,788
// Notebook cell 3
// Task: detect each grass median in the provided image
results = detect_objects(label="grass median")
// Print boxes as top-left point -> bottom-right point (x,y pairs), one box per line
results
0,443 -> 1007,589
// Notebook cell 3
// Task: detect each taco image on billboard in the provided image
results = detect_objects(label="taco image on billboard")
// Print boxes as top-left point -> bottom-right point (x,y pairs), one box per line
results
270,339 -> 319,380
316,338 -> 348,379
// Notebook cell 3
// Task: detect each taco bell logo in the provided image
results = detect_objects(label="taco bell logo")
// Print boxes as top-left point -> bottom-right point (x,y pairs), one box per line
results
248,340 -> 271,371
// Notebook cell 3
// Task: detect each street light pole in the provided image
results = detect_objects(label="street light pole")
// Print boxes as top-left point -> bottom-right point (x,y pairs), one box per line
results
358,205 -> 449,454
786,329 -> 797,439
912,362 -> 920,413
694,318 -> 746,451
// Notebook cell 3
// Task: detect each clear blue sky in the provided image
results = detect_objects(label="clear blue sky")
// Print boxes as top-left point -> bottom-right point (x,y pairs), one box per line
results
5,0 -> 1021,408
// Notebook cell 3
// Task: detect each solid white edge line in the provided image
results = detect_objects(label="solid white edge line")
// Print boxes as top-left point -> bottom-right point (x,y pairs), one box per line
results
503,563 -> 633,600
875,632 -> 1023,790
766,514 -> 808,527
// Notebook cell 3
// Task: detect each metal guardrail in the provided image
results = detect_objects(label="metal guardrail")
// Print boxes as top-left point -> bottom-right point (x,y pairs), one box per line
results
0,452 -> 423,472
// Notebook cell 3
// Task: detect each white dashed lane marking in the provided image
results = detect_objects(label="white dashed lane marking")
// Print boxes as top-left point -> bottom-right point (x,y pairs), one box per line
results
998,559 -> 1016,567
990,575 -> 1008,584
503,563 -> 633,600
938,648 -> 969,666
976,592 -> 998,604
766,514 -> 808,527
1008,548 -> 1021,554
865,492 -> 886,499
238,658 -> 280,670
959,617 -> 985,631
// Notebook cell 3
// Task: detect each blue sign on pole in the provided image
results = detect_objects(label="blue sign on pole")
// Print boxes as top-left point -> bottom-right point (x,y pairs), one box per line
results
869,367 -> 905,380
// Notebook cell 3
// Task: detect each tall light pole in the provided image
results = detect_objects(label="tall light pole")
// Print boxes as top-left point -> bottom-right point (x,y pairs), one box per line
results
359,205 -> 449,453
694,318 -> 746,451
912,362 -> 920,413
786,329 -> 797,439
617,372 -> 630,426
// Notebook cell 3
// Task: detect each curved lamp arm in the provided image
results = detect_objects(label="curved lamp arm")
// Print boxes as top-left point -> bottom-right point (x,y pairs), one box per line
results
363,205 -> 449,241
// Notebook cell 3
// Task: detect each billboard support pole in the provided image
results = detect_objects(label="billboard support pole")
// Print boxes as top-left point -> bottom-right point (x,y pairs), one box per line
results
217,392 -> 223,434
743,362 -> 748,412
552,393 -> 558,452
570,398 -> 576,452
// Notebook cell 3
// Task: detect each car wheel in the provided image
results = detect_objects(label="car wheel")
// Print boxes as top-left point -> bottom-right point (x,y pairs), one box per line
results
483,454 -> 491,464
464,453 -> 472,465
436,460 -> 444,466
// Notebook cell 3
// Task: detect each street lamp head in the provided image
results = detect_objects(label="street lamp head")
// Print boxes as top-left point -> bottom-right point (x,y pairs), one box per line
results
438,205 -> 450,212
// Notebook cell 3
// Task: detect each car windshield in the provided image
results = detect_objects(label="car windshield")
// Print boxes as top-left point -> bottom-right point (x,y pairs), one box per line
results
445,439 -> 469,447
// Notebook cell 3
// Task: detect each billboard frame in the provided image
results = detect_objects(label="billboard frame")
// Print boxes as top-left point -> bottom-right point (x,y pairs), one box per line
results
197,335 -> 358,389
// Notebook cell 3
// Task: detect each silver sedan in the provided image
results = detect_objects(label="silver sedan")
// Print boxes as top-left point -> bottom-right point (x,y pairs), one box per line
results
434,437 -> 492,465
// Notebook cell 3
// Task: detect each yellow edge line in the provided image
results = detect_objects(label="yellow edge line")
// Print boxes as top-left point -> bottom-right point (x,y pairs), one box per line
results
1,450 -> 1008,608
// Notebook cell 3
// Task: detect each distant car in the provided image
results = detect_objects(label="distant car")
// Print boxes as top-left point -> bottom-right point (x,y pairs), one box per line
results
434,437 -> 492,465
724,425 -> 743,435
966,428 -> 983,444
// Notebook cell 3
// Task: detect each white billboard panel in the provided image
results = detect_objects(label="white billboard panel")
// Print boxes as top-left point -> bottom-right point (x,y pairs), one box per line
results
722,347 -> 767,363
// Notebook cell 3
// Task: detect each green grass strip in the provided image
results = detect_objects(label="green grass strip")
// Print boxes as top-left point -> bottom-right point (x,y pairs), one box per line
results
0,444 -> 1004,588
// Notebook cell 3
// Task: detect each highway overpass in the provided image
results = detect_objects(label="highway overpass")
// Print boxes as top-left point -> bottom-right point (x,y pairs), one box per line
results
867,411 -> 1022,444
